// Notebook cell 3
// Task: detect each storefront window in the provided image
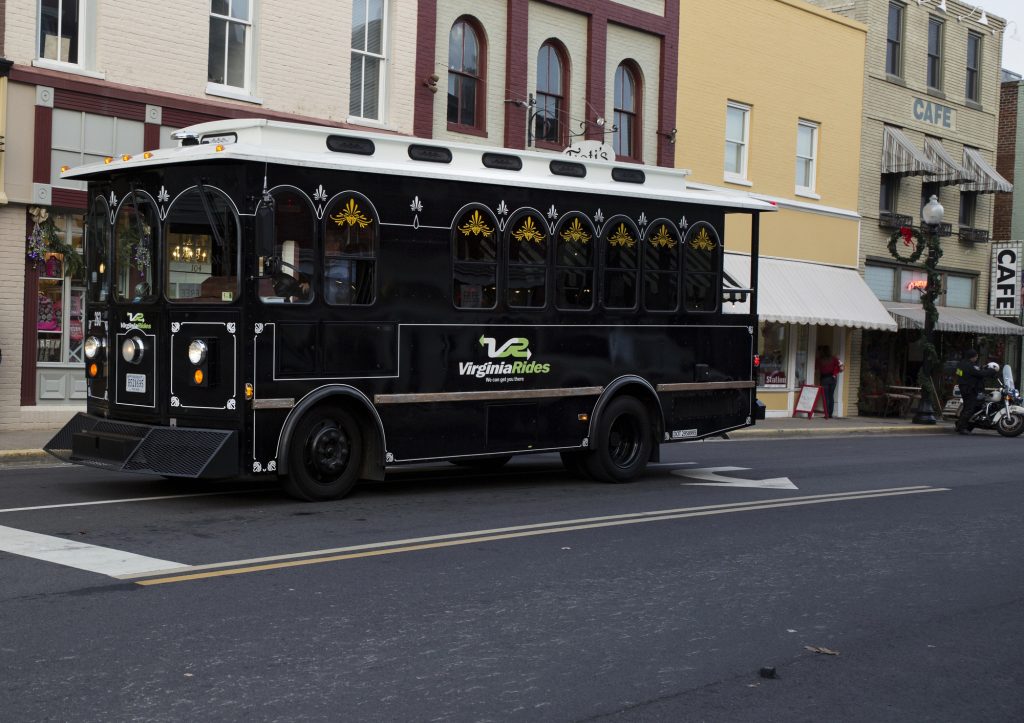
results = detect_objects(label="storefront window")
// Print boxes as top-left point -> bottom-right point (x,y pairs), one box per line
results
794,326 -> 809,386
899,269 -> 928,302
37,213 -> 85,365
865,265 -> 895,301
945,275 -> 973,308
758,322 -> 789,388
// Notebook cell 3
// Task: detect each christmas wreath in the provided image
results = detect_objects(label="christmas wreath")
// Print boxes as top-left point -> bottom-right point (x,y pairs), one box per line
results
887,226 -> 925,264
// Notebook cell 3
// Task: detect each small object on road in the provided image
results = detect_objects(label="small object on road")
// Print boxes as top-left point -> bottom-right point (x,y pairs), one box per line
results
805,645 -> 840,656
759,666 -> 778,679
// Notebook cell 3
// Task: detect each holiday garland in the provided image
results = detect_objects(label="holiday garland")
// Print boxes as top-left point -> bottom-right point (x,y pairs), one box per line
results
26,206 -> 85,278
888,224 -> 944,405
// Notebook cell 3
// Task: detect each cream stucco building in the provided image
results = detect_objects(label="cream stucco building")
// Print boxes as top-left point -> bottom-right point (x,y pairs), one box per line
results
677,0 -> 894,417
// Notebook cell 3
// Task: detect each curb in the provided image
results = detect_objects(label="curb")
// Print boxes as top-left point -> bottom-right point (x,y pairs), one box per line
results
731,424 -> 954,438
0,450 -> 53,461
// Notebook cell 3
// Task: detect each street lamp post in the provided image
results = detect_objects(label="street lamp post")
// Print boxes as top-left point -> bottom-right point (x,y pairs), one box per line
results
913,194 -> 945,425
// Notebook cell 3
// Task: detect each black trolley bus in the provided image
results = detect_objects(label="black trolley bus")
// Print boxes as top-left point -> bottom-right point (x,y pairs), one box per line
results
46,119 -> 773,500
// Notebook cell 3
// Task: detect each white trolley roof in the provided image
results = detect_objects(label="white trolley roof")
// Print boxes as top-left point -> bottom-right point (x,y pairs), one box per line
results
62,118 -> 776,213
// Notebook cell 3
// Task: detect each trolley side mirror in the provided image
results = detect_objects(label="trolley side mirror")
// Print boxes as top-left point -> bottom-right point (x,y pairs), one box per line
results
255,201 -> 276,277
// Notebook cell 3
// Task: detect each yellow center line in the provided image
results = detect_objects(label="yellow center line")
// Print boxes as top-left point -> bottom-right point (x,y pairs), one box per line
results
135,487 -> 948,586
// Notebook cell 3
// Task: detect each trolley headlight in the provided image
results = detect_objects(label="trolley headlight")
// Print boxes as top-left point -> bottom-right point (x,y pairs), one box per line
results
187,339 -> 208,365
121,337 -> 144,365
84,336 -> 102,360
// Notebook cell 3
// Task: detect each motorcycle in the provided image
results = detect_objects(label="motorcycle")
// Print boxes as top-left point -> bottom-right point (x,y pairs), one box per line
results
956,364 -> 1024,437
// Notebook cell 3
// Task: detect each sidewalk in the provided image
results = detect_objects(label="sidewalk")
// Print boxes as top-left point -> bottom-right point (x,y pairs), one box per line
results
0,413 -> 956,463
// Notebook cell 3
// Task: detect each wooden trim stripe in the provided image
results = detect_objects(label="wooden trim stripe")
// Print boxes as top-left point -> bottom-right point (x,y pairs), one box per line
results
375,380 -> 753,405
656,381 -> 755,392
375,386 -> 603,405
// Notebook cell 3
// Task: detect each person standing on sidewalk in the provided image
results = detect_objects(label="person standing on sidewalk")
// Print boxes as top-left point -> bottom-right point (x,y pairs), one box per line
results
816,346 -> 843,418
954,349 -> 998,434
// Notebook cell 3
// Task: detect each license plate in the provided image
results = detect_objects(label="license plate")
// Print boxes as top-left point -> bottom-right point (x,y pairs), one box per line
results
125,373 -> 146,394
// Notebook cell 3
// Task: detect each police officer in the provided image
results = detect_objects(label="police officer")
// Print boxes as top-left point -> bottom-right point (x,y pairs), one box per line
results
954,349 -> 999,434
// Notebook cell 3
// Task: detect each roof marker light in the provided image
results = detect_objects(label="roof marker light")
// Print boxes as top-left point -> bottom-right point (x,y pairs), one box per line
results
60,165 -> 70,173
121,154 -> 132,162
104,157 -> 113,164
143,151 -> 153,159
215,144 -> 225,152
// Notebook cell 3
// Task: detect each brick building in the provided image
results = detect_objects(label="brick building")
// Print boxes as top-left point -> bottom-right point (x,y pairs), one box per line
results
1,1 -> 678,431
996,69 -> 1022,241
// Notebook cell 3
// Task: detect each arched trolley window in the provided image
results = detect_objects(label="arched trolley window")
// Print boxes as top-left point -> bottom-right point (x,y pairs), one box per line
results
114,192 -> 159,304
453,205 -> 498,309
643,220 -> 680,312
260,189 -> 315,304
683,221 -> 722,313
601,216 -> 640,310
324,193 -> 378,306
555,213 -> 596,311
164,187 -> 240,303
506,210 -> 549,309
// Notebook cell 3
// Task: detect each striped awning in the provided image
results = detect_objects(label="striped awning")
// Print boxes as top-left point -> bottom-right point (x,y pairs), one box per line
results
923,137 -> 970,186
961,147 -> 1013,193
882,302 -> 1024,335
881,126 -> 936,177
725,254 -> 897,331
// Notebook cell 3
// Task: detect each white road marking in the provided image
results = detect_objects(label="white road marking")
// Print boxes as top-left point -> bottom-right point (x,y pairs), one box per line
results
0,488 -> 275,514
134,486 -> 949,585
0,524 -> 186,577
672,466 -> 798,489
126,486 -> 934,580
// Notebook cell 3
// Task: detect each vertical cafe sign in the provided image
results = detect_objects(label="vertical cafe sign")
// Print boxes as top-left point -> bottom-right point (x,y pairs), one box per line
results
990,242 -> 1022,316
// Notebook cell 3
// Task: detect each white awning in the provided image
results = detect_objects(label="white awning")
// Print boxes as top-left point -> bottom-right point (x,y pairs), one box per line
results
923,137 -> 970,186
961,147 -> 1013,193
881,301 -> 1024,335
881,126 -> 936,177
724,254 -> 897,331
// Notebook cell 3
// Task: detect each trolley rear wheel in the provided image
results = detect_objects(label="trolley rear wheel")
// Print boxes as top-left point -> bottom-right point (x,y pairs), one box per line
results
583,396 -> 652,483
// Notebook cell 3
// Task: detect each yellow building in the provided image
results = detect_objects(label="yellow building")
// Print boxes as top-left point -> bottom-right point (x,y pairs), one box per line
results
677,0 -> 895,417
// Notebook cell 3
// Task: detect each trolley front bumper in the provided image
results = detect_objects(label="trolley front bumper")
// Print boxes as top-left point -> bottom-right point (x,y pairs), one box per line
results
45,413 -> 238,479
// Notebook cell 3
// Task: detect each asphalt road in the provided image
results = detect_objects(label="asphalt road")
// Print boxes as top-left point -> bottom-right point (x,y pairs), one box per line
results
1,432 -> 1022,722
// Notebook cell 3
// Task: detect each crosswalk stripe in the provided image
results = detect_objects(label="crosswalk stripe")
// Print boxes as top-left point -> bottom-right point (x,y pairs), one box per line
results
0,525 -> 186,577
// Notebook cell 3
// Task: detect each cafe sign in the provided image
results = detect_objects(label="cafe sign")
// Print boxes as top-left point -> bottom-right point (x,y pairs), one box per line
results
990,242 -> 1022,317
912,97 -> 956,131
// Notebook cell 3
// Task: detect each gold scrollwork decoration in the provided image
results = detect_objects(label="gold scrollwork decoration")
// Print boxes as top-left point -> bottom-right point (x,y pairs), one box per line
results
649,224 -> 677,249
512,216 -> 545,244
560,217 -> 591,244
689,226 -> 717,252
330,198 -> 373,229
458,209 -> 494,237
608,223 -> 635,248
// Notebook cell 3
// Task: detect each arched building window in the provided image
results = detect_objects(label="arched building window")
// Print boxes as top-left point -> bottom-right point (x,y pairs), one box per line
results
448,18 -> 485,131
612,62 -> 642,161
535,40 -> 568,147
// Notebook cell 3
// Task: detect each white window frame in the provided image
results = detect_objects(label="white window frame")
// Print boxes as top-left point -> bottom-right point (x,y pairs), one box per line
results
207,0 -> 254,95
725,101 -> 751,185
349,0 -> 388,123
795,120 -> 819,198
34,0 -> 104,78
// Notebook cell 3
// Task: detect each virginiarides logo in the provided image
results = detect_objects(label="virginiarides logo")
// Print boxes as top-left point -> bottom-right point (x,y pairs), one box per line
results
458,335 -> 552,381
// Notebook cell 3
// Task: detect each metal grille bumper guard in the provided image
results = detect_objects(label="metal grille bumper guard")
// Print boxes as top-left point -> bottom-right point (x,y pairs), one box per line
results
45,413 -> 238,479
